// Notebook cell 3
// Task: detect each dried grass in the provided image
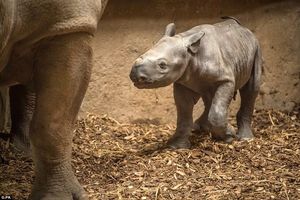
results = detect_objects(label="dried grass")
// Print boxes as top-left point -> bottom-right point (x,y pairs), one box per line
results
0,107 -> 299,200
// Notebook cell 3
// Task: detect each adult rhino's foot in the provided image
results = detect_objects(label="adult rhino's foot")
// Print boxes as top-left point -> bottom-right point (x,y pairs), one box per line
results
13,135 -> 31,156
30,184 -> 87,200
237,126 -> 254,141
30,161 -> 87,200
30,176 -> 87,200
167,135 -> 191,149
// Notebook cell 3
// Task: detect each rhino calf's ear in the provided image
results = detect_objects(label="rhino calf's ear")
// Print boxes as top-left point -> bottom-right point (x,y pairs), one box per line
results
186,31 -> 205,54
165,23 -> 176,37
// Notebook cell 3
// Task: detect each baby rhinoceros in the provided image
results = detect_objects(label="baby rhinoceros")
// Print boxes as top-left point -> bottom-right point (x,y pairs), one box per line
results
129,17 -> 262,149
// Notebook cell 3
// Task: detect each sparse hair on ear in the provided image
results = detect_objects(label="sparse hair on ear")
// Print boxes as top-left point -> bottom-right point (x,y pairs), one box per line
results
165,23 -> 176,37
186,31 -> 205,54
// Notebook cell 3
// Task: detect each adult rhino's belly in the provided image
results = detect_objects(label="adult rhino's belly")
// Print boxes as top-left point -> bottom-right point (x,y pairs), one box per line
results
0,0 -> 15,72
0,0 -> 102,87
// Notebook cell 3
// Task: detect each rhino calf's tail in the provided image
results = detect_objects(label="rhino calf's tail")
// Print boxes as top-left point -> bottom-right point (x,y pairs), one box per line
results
253,45 -> 263,91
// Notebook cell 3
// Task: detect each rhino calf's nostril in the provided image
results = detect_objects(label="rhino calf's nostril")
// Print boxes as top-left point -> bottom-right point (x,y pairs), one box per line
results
138,74 -> 147,82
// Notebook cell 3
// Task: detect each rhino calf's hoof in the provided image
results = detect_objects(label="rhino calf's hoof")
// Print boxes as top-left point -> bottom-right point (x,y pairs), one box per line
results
223,135 -> 235,143
237,128 -> 254,141
212,124 -> 236,143
212,134 -> 235,143
225,125 -> 236,143
167,136 -> 191,149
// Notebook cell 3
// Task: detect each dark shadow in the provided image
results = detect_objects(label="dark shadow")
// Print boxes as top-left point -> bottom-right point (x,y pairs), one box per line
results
103,0 -> 285,20
131,118 -> 162,126
138,141 -> 169,156
0,132 -> 11,141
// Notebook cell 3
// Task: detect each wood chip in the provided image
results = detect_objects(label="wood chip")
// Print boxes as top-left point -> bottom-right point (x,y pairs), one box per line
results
0,108 -> 299,199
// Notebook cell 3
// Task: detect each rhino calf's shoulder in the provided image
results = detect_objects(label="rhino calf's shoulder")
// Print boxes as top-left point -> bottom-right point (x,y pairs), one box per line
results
130,17 -> 262,149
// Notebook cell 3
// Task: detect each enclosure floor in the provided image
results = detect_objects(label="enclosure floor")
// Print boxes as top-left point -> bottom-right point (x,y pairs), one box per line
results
0,108 -> 299,200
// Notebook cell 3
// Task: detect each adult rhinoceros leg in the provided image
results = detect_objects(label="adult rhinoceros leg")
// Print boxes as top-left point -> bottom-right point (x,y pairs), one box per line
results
167,83 -> 200,149
208,82 -> 235,142
10,84 -> 35,155
29,32 -> 92,200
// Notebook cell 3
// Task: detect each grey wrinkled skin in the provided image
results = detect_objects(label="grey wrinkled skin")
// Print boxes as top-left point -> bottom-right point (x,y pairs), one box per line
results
130,17 -> 262,149
0,0 -> 108,199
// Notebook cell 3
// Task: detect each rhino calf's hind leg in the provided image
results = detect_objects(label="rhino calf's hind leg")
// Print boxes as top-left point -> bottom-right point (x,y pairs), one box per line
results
236,76 -> 259,140
237,48 -> 261,140
10,84 -> 35,155
29,33 -> 92,200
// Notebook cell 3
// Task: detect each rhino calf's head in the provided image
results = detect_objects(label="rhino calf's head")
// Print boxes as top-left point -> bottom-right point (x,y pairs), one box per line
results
130,23 -> 205,89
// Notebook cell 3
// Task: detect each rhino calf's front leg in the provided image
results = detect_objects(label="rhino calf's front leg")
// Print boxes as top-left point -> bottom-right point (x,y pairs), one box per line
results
208,82 -> 236,142
167,83 -> 200,149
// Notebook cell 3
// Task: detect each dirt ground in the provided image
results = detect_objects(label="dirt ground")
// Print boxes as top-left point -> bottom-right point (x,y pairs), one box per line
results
0,107 -> 299,199
80,0 -> 300,123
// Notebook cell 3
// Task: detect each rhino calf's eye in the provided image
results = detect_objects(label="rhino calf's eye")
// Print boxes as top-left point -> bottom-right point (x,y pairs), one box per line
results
158,61 -> 167,70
